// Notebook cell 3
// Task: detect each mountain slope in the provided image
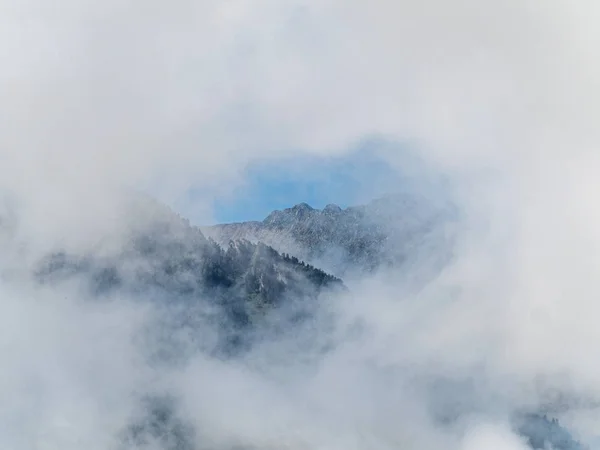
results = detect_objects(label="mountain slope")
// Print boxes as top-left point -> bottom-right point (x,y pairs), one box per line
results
2,193 -> 589,450
204,194 -> 457,278
27,196 -> 343,352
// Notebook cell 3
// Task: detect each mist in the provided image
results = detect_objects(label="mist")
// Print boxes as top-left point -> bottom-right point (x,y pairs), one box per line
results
1,0 -> 600,449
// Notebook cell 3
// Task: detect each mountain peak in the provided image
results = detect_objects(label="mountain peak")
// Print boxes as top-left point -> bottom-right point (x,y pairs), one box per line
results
262,202 -> 315,225
207,193 -> 457,278
291,202 -> 314,212
323,203 -> 342,214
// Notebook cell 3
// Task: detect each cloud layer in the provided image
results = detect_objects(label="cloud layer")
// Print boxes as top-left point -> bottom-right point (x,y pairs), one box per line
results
1,0 -> 600,448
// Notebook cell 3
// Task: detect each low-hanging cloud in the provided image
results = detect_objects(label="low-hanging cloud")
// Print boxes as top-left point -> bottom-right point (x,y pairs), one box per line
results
1,0 -> 600,448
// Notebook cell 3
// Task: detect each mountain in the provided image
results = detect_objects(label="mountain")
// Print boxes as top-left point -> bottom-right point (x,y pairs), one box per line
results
0,193 -> 589,449
24,195 -> 343,356
204,194 -> 457,279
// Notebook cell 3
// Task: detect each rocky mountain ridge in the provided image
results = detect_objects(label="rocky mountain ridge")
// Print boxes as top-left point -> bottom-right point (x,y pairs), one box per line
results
204,194 -> 458,278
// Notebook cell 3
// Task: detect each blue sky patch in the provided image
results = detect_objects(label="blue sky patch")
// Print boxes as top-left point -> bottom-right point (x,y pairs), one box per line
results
210,141 -> 415,223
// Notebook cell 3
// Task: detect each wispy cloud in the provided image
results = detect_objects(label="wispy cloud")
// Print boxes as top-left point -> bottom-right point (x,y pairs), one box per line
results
1,0 -> 600,448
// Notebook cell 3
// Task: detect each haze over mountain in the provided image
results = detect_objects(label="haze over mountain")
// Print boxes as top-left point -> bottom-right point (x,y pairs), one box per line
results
3,0 -> 600,448
0,193 -> 342,355
3,192 -> 589,449
205,193 -> 458,280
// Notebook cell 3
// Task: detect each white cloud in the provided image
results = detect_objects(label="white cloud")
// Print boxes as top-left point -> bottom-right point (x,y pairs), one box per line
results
1,0 -> 600,448
461,423 -> 529,450
1,0 -> 597,189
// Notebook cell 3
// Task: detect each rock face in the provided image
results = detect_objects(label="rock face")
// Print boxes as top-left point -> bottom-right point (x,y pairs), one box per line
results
204,194 -> 458,279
